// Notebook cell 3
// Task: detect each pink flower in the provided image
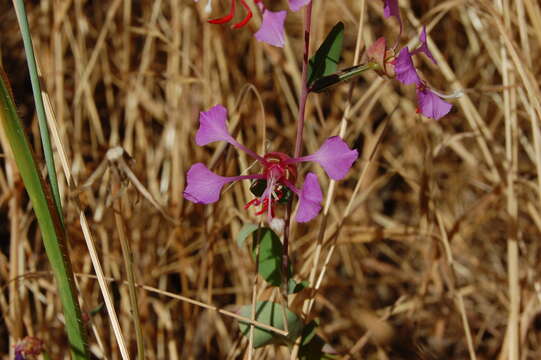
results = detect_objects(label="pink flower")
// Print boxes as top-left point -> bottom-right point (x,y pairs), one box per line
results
387,26 -> 452,120
184,105 -> 358,222
196,0 -> 310,48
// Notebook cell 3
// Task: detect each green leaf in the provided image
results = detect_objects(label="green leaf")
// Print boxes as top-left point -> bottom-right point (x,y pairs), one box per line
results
299,334 -> 338,360
300,320 -> 319,347
252,228 -> 289,286
0,69 -> 89,358
297,320 -> 338,360
307,22 -> 345,86
237,223 -> 259,248
288,279 -> 309,294
238,301 -> 303,348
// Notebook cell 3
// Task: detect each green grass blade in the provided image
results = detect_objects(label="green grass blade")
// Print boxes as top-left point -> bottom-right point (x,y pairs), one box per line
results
12,0 -> 63,225
0,70 -> 89,359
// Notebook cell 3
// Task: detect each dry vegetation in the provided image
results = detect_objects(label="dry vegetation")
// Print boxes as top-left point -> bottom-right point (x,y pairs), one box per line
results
1,0 -> 541,359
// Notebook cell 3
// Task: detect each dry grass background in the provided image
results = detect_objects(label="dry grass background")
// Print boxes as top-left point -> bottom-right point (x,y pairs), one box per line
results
1,0 -> 541,359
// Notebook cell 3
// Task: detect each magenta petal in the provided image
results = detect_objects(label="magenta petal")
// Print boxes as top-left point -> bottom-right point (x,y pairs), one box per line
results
416,87 -> 452,120
383,0 -> 401,22
184,163 -> 229,204
413,26 -> 437,64
289,0 -> 311,11
254,10 -> 287,48
295,173 -> 322,223
195,105 -> 233,146
394,48 -> 421,85
309,136 -> 358,180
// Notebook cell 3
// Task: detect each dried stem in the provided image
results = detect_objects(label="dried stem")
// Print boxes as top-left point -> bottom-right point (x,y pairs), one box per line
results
111,178 -> 145,360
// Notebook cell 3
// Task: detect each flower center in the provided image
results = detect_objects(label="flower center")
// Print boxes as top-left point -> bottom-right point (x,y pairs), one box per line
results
245,152 -> 297,218
262,152 -> 297,184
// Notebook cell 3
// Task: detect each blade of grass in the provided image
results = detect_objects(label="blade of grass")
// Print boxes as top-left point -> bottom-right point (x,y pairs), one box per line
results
11,0 -> 63,224
0,68 -> 89,359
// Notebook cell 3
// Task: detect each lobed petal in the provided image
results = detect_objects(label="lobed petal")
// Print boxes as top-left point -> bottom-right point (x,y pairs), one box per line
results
184,163 -> 229,204
295,173 -> 323,223
289,0 -> 311,12
394,47 -> 421,85
416,87 -> 452,120
254,10 -> 287,48
195,104 -> 233,146
413,26 -> 437,64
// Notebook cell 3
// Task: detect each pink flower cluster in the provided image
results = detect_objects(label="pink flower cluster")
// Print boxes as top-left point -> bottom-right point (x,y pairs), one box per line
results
183,105 -> 358,222
194,0 -> 311,47
371,0 -> 453,120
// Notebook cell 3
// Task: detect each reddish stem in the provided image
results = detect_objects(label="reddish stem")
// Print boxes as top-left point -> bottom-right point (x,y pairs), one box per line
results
283,1 -> 314,296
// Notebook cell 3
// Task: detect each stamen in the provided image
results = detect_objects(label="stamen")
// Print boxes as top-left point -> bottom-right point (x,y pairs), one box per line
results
255,198 -> 270,215
233,0 -> 253,29
208,0 -> 236,24
244,198 -> 260,209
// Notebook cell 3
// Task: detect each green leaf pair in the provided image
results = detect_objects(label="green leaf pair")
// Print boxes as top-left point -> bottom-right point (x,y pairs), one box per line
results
238,301 -> 303,348
238,303 -> 336,358
307,21 -> 378,93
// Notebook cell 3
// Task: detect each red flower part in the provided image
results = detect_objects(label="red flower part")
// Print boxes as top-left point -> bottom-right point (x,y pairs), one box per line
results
208,0 -> 236,24
207,0 -> 253,29
233,0 -> 253,29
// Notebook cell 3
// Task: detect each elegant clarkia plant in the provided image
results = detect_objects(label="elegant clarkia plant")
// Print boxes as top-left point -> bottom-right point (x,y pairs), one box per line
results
194,0 -> 311,47
183,105 -> 358,222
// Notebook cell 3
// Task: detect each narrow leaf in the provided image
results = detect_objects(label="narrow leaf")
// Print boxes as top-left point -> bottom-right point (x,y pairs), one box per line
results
12,0 -> 63,224
0,68 -> 89,359
310,63 -> 379,93
307,22 -> 345,86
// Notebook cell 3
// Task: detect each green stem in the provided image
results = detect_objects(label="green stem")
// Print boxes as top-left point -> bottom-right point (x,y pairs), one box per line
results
309,62 -> 379,93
